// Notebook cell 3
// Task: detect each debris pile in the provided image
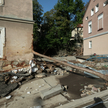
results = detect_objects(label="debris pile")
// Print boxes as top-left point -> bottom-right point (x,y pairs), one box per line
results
0,54 -> 108,99
81,84 -> 107,98
0,60 -> 29,72
0,59 -> 70,98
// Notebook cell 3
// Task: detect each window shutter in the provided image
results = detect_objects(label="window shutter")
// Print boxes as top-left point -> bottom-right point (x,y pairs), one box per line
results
0,27 -> 5,58
98,13 -> 103,30
2,27 -> 5,46
0,31 -> 2,57
99,18 -> 102,29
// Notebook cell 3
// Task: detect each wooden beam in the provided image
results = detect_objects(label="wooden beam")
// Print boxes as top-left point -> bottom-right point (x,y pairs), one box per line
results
33,51 -> 108,81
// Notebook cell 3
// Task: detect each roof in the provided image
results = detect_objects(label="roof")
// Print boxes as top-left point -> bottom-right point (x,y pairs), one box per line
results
77,24 -> 83,28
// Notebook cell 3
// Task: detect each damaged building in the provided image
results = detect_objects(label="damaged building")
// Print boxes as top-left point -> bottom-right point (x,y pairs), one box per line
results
0,0 -> 34,71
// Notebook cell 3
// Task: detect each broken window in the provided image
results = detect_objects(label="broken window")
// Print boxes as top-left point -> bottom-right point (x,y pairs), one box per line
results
98,13 -> 103,30
88,21 -> 92,34
0,27 -> 5,58
89,41 -> 92,49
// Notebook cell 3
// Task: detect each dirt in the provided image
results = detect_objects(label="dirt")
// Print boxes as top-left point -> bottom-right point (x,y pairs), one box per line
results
59,72 -> 106,100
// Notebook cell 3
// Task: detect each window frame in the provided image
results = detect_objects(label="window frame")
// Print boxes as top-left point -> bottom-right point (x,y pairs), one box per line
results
103,0 -> 108,7
89,41 -> 92,49
98,13 -> 103,31
95,4 -> 99,13
86,16 -> 88,20
91,8 -> 94,16
88,21 -> 92,34
0,0 -> 4,6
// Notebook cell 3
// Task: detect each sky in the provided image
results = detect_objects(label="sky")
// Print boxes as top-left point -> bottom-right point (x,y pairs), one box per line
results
38,0 -> 89,14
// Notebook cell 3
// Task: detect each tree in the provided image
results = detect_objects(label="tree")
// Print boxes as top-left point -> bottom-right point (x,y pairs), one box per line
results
54,0 -> 85,50
33,0 -> 43,26
34,0 -> 85,55
33,0 -> 43,49
36,9 -> 60,54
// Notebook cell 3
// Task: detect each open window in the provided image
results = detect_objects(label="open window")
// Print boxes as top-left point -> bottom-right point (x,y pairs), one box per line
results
0,27 -> 5,58
98,13 -> 103,31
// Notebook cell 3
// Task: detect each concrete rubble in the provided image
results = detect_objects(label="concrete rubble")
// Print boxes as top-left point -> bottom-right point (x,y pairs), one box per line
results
0,58 -> 70,98
80,84 -> 102,97
40,84 -> 63,99
0,55 -> 108,108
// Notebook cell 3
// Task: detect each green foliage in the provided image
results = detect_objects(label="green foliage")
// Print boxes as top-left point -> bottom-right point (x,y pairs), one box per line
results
33,0 -> 43,26
33,0 -> 43,49
33,0 -> 85,54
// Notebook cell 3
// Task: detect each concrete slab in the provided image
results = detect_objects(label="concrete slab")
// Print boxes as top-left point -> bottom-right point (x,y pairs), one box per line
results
15,79 -> 51,96
53,56 -> 76,61
76,59 -> 85,63
96,62 -> 108,67
43,76 -> 59,87
40,84 -> 63,99
37,56 -> 76,62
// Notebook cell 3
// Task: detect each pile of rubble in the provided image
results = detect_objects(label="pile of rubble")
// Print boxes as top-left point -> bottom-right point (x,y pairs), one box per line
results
0,56 -> 108,100
0,59 -> 69,98
81,84 -> 107,98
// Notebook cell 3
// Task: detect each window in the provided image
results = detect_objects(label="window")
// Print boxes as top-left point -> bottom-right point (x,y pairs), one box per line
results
0,0 -> 4,5
91,8 -> 94,16
86,16 -> 88,20
88,21 -> 92,33
95,4 -> 99,13
0,27 -> 5,58
89,41 -> 92,49
98,13 -> 103,30
103,0 -> 108,6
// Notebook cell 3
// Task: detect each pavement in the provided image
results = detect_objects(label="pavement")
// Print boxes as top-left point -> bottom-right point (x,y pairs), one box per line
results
0,76 -> 68,108
0,74 -> 108,108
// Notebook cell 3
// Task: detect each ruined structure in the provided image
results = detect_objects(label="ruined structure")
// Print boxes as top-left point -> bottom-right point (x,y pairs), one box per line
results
0,0 -> 34,71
